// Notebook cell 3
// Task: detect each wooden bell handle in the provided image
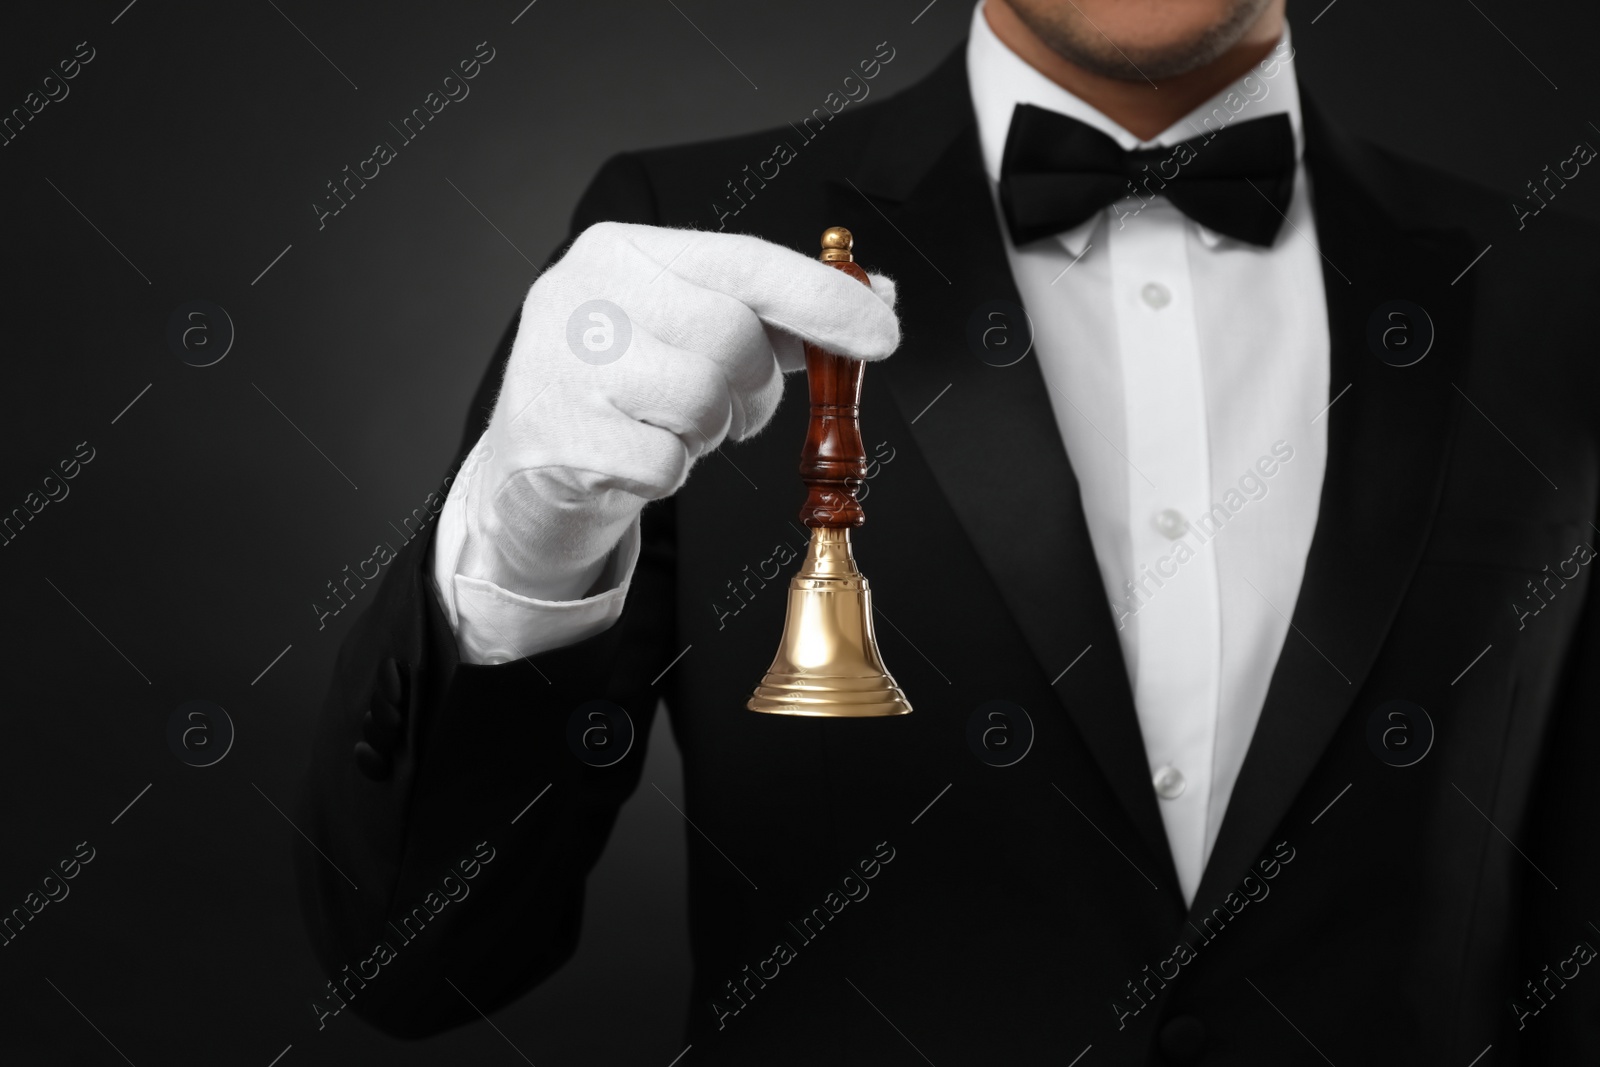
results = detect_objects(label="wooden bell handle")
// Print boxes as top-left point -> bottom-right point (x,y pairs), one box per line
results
799,227 -> 872,528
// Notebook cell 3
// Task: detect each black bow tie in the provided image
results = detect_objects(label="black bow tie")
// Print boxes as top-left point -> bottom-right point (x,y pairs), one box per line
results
997,105 -> 1296,248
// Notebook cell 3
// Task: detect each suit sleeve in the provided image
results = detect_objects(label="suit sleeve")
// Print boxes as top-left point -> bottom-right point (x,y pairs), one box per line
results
291,152 -> 676,1038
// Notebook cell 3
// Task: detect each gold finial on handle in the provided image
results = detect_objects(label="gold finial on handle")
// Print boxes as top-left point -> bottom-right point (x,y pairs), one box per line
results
819,225 -> 854,262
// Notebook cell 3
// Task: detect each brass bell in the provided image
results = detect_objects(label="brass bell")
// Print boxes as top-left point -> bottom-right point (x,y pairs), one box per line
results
747,227 -> 912,718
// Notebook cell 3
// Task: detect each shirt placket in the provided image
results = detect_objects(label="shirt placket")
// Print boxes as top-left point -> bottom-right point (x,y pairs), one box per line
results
1108,200 -> 1222,902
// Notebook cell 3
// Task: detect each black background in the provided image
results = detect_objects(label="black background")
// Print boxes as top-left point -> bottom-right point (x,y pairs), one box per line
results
3,0 -> 1598,1063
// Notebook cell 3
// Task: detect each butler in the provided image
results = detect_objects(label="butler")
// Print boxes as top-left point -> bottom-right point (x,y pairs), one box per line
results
294,0 -> 1600,1062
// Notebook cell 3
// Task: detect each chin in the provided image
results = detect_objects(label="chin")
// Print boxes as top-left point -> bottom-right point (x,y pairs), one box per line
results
1006,0 -> 1276,80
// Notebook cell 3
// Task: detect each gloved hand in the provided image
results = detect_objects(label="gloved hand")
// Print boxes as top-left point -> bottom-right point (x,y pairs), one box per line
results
455,221 -> 901,607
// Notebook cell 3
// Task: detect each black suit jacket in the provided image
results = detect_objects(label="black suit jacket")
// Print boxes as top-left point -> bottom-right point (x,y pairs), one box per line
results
295,41 -> 1600,1065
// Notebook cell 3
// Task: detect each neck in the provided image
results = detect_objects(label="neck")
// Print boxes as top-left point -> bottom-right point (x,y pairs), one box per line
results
983,0 -> 1285,140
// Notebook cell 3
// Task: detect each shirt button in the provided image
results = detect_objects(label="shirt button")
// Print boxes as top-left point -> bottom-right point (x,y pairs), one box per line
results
1140,281 -> 1172,309
1153,508 -> 1187,539
1153,765 -> 1186,799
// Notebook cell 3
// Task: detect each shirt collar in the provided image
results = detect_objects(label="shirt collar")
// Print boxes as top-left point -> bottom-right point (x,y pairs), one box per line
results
965,0 -> 1304,256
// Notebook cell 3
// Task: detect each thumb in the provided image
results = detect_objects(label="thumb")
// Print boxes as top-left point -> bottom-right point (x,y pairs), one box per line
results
770,273 -> 899,372
866,271 -> 898,313
606,223 -> 902,361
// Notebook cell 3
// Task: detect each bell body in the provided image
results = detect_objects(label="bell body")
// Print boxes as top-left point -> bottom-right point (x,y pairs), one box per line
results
746,528 -> 912,717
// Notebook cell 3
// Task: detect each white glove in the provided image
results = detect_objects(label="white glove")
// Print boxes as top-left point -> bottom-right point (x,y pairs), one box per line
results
433,222 -> 900,662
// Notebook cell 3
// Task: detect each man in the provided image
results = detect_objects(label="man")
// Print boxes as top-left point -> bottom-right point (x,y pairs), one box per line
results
295,0 -> 1600,1061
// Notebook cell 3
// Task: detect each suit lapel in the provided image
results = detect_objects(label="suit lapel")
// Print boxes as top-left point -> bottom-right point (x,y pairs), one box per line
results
1188,90 -> 1478,914
833,48 -> 1182,897
828,50 -> 1474,914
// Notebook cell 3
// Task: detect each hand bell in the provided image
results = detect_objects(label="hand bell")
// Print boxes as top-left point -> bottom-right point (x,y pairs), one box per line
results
746,227 -> 913,718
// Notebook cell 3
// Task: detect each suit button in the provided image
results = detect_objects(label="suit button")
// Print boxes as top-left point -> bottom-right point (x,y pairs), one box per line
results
363,702 -> 402,749
358,658 -> 408,778
354,740 -> 392,781
378,657 -> 405,705
365,657 -> 410,749
1158,1015 -> 1206,1062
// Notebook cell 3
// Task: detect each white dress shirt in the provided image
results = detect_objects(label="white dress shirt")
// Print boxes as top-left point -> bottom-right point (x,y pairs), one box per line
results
967,3 -> 1327,903
433,2 -> 1329,905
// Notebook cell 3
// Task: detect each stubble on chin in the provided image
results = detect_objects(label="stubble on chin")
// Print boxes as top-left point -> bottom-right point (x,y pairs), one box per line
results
1005,0 -> 1275,81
